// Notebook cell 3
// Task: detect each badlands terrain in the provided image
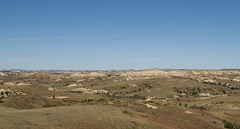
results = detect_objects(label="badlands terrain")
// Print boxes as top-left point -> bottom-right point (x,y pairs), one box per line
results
0,68 -> 240,129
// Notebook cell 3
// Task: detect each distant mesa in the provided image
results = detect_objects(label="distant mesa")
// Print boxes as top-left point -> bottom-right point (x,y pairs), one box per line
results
144,68 -> 160,71
149,68 -> 160,71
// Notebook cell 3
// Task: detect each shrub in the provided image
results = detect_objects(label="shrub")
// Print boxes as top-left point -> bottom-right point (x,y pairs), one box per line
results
87,99 -> 93,102
4,91 -> 9,96
131,95 -> 145,100
82,99 -> 93,102
198,106 -> 206,110
98,98 -> 106,101
122,110 -> 131,115
224,121 -> 233,129
185,104 -> 188,107
179,102 -> 182,106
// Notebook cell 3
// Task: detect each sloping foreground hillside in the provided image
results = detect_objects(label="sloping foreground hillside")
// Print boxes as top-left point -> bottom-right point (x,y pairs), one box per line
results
0,104 -> 221,129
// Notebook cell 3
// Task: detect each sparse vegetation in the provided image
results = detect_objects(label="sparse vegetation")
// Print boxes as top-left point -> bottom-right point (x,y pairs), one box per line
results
98,98 -> 106,101
0,69 -> 239,128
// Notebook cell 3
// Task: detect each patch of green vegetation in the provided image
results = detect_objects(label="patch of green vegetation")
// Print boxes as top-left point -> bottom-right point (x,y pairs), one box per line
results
43,104 -> 58,107
137,110 -> 145,113
152,112 -> 159,117
122,110 -> 132,115
224,121 -> 233,129
140,114 -> 148,118
235,125 -> 240,129
110,98 -> 116,101
189,105 -> 206,110
98,98 -> 106,101
130,95 -> 146,100
179,119 -> 191,123
11,117 -> 24,122
61,98 -> 82,104
82,99 -> 93,102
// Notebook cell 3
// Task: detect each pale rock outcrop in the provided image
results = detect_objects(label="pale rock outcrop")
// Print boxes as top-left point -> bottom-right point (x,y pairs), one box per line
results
233,77 -> 240,82
71,88 -> 108,94
145,104 -> 158,109
4,82 -> 16,85
198,93 -> 211,97
17,82 -> 31,86
0,88 -> 26,98
71,72 -> 106,77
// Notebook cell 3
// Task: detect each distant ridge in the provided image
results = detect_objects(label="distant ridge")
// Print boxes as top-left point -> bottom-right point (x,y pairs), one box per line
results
1,68 -> 240,72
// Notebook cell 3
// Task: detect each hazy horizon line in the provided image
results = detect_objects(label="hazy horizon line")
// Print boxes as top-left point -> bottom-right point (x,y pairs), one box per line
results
1,68 -> 240,71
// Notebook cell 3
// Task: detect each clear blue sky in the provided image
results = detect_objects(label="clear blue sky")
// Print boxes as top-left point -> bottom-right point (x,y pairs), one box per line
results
0,0 -> 240,70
